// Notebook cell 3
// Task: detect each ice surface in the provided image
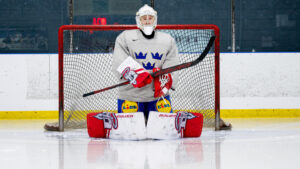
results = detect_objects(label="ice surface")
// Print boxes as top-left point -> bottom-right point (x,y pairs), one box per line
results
0,118 -> 300,169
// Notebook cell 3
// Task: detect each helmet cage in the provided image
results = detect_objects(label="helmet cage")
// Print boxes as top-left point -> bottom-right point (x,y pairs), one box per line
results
136,4 -> 157,35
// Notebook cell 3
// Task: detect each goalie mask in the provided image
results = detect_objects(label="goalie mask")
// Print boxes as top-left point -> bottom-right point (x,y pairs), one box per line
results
136,4 -> 157,35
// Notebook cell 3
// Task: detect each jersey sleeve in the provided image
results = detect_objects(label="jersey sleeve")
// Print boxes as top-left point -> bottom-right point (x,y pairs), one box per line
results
162,36 -> 180,89
112,32 -> 130,78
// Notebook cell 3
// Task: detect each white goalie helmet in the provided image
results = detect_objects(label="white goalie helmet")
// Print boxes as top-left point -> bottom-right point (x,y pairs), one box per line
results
136,4 -> 157,35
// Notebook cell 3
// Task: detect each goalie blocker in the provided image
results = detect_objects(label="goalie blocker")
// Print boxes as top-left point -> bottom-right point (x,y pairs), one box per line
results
87,111 -> 203,140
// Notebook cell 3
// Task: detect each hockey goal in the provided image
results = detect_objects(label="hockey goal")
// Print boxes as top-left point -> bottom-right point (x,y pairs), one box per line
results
45,24 -> 220,131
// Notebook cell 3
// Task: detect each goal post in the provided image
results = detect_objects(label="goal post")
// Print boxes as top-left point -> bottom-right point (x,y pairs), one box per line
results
46,24 -> 220,131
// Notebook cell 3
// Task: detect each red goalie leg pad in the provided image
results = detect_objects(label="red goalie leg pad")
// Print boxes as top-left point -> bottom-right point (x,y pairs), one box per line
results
87,112 -> 107,138
182,112 -> 203,138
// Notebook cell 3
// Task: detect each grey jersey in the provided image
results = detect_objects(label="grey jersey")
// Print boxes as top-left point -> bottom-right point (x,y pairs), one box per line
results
112,29 -> 179,102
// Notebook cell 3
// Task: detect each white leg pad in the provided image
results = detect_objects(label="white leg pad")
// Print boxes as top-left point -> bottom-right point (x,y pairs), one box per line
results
147,111 -> 180,139
109,112 -> 147,140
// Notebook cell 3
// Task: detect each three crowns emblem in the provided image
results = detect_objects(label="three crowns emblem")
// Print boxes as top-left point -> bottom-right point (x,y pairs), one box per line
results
134,51 -> 163,70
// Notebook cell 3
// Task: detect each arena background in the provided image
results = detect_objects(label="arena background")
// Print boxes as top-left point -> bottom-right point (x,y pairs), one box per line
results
1,0 -> 299,53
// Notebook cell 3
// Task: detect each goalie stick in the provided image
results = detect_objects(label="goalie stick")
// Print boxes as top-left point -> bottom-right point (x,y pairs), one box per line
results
83,36 -> 216,97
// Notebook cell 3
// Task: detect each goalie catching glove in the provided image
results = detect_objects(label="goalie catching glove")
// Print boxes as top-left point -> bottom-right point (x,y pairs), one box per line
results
118,57 -> 152,88
153,67 -> 173,98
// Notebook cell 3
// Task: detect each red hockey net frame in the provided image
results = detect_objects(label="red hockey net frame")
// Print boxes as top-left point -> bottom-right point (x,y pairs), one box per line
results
57,24 -> 220,131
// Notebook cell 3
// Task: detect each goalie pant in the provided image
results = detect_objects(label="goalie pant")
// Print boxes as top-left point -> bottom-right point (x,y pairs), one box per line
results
87,111 -> 203,139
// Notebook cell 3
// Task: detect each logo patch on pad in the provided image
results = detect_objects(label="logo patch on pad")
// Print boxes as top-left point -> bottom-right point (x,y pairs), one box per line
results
156,99 -> 172,113
122,100 -> 138,113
